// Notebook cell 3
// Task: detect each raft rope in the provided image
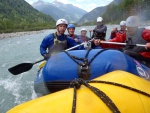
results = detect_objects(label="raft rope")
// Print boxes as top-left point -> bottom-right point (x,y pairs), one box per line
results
64,49 -> 108,79
64,49 -> 108,66
70,78 -> 150,113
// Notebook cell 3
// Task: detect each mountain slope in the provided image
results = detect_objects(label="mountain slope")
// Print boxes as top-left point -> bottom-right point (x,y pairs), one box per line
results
32,0 -> 87,23
78,0 -> 123,24
77,6 -> 107,24
0,0 -> 55,33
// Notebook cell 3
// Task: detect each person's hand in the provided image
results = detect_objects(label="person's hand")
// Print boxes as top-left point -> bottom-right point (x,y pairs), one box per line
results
43,54 -> 49,60
74,38 -> 78,43
94,39 -> 101,46
84,41 -> 91,49
111,27 -> 117,33
89,30 -> 93,32
146,42 -> 150,50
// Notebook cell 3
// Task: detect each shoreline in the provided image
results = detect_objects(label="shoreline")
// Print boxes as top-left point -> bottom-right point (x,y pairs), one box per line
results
1,24 -> 150,40
0,30 -> 49,40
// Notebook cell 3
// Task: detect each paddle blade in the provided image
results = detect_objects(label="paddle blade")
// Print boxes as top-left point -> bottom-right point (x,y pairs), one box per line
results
8,63 -> 33,75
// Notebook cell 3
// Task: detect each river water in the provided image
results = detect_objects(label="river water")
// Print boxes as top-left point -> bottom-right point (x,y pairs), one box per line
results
0,25 -> 119,113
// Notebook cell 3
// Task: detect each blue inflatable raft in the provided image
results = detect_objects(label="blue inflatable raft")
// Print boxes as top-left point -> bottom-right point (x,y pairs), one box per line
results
34,49 -> 150,96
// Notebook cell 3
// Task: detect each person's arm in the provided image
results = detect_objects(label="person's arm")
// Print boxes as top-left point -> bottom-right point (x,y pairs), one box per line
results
75,35 -> 82,44
40,34 -> 53,56
91,27 -> 97,38
66,36 -> 83,50
142,29 -> 150,41
109,28 -> 118,39
110,32 -> 116,40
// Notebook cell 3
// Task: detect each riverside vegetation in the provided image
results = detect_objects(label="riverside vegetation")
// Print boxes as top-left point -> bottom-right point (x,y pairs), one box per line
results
0,0 -> 150,33
0,0 -> 55,33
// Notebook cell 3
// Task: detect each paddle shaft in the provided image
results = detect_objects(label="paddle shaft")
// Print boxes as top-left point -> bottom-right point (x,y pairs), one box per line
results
89,30 -> 92,38
33,59 -> 45,64
100,41 -> 146,47
65,39 -> 94,51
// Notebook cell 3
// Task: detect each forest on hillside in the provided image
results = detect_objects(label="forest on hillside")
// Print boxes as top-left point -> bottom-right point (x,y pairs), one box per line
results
0,0 -> 55,33
103,0 -> 150,24
82,0 -> 150,26
1,0 -> 150,33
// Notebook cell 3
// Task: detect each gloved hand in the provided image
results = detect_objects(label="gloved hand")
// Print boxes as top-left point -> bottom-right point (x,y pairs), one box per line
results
43,54 -> 50,60
84,41 -> 91,49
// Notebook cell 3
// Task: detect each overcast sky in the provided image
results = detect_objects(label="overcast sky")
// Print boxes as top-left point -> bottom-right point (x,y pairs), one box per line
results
25,0 -> 113,12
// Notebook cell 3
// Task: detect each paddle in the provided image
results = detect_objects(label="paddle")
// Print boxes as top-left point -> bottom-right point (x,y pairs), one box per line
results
100,41 -> 146,47
8,39 -> 94,75
89,30 -> 92,38
8,59 -> 45,75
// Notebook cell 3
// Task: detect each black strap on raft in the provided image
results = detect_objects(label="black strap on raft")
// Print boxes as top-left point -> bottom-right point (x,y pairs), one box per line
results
46,81 -> 71,93
70,78 -> 150,113
64,49 -> 108,80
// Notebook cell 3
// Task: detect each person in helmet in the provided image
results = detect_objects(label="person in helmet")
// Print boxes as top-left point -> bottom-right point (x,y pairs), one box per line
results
40,19 -> 82,60
79,28 -> 90,42
109,20 -> 127,39
67,24 -> 82,44
94,16 -> 150,67
91,17 -> 107,40
79,28 -> 91,49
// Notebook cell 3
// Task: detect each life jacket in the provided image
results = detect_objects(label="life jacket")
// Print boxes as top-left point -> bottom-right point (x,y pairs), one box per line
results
110,30 -> 127,39
95,25 -> 106,40
68,34 -> 76,39
125,28 -> 147,52
125,28 -> 150,58
80,35 -> 89,42
115,30 -> 127,38
118,30 -> 127,34
48,33 -> 67,57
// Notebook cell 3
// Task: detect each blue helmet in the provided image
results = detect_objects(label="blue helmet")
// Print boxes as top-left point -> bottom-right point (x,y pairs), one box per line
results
67,24 -> 75,29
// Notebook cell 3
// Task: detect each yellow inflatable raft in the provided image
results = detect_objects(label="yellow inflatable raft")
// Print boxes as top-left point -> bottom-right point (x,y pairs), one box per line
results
7,70 -> 150,113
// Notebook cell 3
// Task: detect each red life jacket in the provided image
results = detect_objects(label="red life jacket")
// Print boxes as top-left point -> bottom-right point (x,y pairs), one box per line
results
68,34 -> 76,39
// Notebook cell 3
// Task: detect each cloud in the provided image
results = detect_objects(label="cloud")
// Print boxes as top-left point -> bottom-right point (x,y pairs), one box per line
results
84,3 -> 98,12
25,0 -> 35,4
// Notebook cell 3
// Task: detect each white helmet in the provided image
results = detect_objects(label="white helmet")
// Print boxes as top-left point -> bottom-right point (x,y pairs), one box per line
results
97,17 -> 103,22
120,21 -> 126,26
126,16 -> 139,27
81,28 -> 87,32
56,19 -> 68,26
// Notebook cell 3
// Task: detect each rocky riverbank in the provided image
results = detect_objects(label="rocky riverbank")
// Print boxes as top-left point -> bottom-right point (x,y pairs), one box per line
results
0,30 -> 45,40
